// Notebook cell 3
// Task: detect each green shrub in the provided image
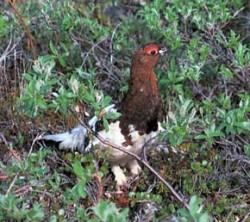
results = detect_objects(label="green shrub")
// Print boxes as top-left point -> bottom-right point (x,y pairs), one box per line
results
1,0 -> 249,221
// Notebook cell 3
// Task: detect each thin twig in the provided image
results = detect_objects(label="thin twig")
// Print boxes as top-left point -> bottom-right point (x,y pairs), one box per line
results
6,173 -> 19,196
8,148 -> 22,162
242,211 -> 250,222
69,109 -> 189,210
92,173 -> 103,205
109,23 -> 121,64
0,175 -> 8,181
0,133 -> 21,162
7,0 -> 37,60
0,36 -> 19,64
29,133 -> 42,156
220,7 -> 245,29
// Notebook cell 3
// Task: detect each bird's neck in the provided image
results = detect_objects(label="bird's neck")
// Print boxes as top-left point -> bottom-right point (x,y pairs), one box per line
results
130,65 -> 158,96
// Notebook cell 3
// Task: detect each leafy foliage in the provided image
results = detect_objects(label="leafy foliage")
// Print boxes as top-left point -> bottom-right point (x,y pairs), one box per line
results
0,0 -> 249,221
177,196 -> 211,222
91,200 -> 129,222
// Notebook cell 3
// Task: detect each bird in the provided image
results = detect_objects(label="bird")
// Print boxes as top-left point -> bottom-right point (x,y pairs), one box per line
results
41,43 -> 166,188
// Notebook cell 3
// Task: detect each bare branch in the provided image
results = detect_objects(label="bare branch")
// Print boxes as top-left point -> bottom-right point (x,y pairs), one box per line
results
69,109 -> 189,210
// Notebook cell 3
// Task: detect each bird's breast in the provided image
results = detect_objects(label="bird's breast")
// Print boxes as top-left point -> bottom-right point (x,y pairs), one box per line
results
93,121 -> 160,165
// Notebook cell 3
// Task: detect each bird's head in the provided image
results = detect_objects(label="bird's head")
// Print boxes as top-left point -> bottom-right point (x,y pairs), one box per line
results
132,43 -> 167,70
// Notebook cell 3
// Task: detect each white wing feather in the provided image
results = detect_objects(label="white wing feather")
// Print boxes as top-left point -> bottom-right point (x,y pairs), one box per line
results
41,104 -> 116,153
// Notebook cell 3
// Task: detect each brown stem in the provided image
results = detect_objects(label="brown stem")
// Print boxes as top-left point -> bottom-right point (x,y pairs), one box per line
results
0,133 -> 21,162
7,0 -> 37,60
92,173 -> 103,205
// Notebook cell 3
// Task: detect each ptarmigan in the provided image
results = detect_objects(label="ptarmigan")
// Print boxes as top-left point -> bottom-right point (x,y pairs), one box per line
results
42,43 -> 166,187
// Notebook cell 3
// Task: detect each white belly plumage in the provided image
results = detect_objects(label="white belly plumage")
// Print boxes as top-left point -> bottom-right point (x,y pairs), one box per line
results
96,122 -> 159,159
90,121 -> 162,187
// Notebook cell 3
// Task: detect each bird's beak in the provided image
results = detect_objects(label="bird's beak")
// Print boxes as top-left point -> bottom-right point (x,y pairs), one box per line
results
159,47 -> 167,55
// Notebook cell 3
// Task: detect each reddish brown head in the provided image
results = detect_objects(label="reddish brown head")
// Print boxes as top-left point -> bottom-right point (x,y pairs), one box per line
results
131,43 -> 166,72
129,43 -> 166,96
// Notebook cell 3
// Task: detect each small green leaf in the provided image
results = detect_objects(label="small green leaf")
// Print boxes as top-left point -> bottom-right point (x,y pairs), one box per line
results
103,118 -> 109,132
73,179 -> 87,198
244,145 -> 250,157
220,66 -> 233,79
49,41 -> 58,55
73,160 -> 85,178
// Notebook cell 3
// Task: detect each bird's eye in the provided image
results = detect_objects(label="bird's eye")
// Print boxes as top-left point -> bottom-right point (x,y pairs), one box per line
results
150,50 -> 157,55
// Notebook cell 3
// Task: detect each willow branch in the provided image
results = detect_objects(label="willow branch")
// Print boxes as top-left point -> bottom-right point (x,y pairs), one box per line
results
70,109 -> 189,210
8,0 -> 37,60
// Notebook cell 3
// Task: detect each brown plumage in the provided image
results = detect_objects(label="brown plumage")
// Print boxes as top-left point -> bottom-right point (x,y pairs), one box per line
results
119,43 -> 164,142
41,43 -> 166,188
